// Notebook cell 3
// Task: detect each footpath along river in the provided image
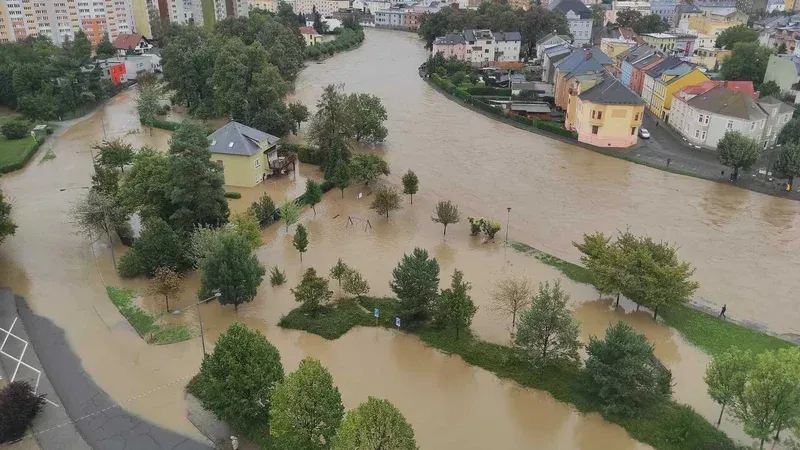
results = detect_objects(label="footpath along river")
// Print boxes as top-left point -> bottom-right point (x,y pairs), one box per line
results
0,27 -> 794,449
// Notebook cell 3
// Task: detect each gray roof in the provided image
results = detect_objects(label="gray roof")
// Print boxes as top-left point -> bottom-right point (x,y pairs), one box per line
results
544,43 -> 571,56
208,122 -> 280,156
548,0 -> 591,19
555,47 -> 613,72
686,86 -> 767,121
511,102 -> 552,113
494,31 -> 522,42
758,95 -> 795,114
435,33 -> 465,45
633,53 -> 663,69
645,56 -> 683,78
464,29 -> 493,42
676,4 -> 702,12
579,74 -> 646,105
565,57 -> 604,78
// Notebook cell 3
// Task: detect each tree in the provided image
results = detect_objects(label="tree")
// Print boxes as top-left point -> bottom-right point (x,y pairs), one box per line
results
715,25 -> 758,50
307,85 -> 351,162
721,42 -> 772,85
490,276 -> 533,339
345,93 -> 388,143
329,159 -> 351,198
590,4 -> 605,28
450,71 -> 466,86
774,141 -> 800,187
270,357 -> 344,450
287,101 -> 310,133
93,138 -> 135,173
390,248 -> 440,325
249,193 -> 276,226
293,224 -> 309,262
199,233 -> 265,312
0,188 -> 16,246
231,210 -> 261,250
70,190 -> 129,269
705,347 -> 755,427
342,267 -> 370,299
330,258 -> 349,288
332,397 -> 417,450
350,153 -> 390,186
280,199 -> 301,231
292,268 -> 333,310
95,34 -> 117,59
146,267 -> 183,312
0,381 -> 46,444
779,118 -> 800,145
189,225 -> 230,268
432,269 -> 476,340
136,85 -> 161,132
514,280 -> 581,367
1,121 -> 28,139
778,42 -> 788,54
758,80 -> 781,98
573,232 -> 626,306
731,348 -> 800,449
192,323 -> 284,437
118,217 -> 189,277
304,179 -> 323,215
717,130 -> 762,179
431,200 -> 461,236
401,170 -> 419,204
584,321 -> 672,418
313,9 -> 328,34
632,14 -> 670,34
370,185 -> 401,218
616,9 -> 643,28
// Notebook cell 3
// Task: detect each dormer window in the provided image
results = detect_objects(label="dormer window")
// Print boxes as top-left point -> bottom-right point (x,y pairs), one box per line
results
228,142 -> 234,148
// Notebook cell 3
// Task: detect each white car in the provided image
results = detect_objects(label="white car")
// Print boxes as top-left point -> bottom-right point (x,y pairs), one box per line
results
638,128 -> 650,139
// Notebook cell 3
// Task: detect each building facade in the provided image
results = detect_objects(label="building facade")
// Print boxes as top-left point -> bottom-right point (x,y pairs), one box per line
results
649,66 -> 709,119
548,0 -> 593,45
431,29 -> 521,66
571,75 -> 645,148
208,122 -> 282,188
650,0 -> 677,21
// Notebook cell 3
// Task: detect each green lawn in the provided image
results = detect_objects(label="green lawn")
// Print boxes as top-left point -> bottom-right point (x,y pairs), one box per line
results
106,286 -> 193,345
0,114 -> 42,173
279,296 -> 738,450
510,241 -> 793,358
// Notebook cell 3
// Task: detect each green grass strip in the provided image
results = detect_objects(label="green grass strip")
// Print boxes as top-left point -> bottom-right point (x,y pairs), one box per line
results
510,241 -> 793,358
279,296 -> 738,450
105,286 -> 193,345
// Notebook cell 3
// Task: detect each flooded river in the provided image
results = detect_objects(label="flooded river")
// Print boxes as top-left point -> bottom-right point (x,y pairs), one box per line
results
0,28 -> 796,449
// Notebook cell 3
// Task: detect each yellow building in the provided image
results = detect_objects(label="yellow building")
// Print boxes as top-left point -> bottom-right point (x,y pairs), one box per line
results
641,33 -> 677,54
600,38 -> 638,59
650,66 -> 709,119
208,122 -> 291,188
571,75 -> 645,148
688,10 -> 747,36
131,0 -> 151,38
299,26 -> 322,46
690,47 -> 731,71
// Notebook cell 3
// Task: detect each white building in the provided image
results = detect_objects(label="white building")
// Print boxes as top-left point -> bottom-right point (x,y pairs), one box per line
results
669,84 -> 794,150
375,9 -> 404,26
433,29 -> 522,66
548,0 -> 593,45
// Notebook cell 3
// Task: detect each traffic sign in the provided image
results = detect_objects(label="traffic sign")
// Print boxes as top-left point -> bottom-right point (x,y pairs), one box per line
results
374,308 -> 380,318
395,316 -> 401,328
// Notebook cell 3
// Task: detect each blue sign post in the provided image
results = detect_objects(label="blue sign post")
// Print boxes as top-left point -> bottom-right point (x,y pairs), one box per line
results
374,308 -> 379,326
395,316 -> 401,328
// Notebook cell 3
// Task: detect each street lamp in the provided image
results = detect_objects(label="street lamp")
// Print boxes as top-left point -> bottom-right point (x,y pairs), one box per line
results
172,292 -> 221,357
505,207 -> 511,244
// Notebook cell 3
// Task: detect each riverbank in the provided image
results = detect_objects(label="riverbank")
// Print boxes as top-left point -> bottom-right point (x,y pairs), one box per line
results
279,296 -> 737,450
421,72 -> 800,202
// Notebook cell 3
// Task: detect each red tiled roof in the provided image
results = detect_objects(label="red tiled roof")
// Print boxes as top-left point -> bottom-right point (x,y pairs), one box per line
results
298,26 -> 316,34
112,33 -> 145,50
676,80 -> 757,99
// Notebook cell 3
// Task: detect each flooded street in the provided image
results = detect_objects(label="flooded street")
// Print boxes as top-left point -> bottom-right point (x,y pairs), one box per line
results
0,28 -> 796,449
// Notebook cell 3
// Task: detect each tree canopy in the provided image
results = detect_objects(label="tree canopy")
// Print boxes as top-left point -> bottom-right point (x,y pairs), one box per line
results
774,141 -> 800,187
705,347 -> 755,427
432,269 -> 476,340
370,185 -> 401,218
390,247 -> 440,325
332,397 -> 417,450
0,188 -> 16,246
715,25 -> 758,50
351,154 -> 390,186
292,267 -> 333,310
199,233 -> 265,311
632,14 -> 670,34
717,130 -> 762,179
431,200 -> 461,236
720,42 -> 772,86
401,170 -> 419,204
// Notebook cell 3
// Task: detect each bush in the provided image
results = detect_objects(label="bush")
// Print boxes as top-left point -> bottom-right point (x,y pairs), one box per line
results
0,140 -> 43,174
513,115 -> 534,126
454,87 -> 471,100
224,191 -> 242,199
270,265 -> 287,286
1,121 -> 29,140
150,119 -> 181,131
45,127 -> 53,135
250,193 -> 276,226
466,217 -> 501,239
535,120 -> 576,138
156,104 -> 170,115
118,217 -> 190,278
0,381 -> 46,443
297,146 -> 324,165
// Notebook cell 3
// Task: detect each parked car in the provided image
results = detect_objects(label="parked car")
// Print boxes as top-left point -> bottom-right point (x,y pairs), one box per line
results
639,128 -> 650,139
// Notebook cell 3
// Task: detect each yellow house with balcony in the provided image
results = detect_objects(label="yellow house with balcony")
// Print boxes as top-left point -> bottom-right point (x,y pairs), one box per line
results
208,121 -> 294,188
571,74 -> 645,148
649,66 -> 709,120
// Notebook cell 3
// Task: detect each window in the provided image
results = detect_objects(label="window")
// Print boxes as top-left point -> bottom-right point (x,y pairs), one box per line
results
697,114 -> 704,124
727,120 -> 733,130
592,125 -> 599,134
785,115 -> 790,123
256,174 -> 262,184
750,122 -> 756,131
634,112 -> 640,121
695,129 -> 700,138
597,111 -> 603,120
484,49 -> 489,53
701,131 -> 707,139
592,110 -> 596,119
631,127 -> 636,135
767,126 -> 773,136
254,158 -> 260,168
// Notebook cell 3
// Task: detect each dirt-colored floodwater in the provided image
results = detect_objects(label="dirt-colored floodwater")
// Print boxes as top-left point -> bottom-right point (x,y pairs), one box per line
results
0,29 -> 793,449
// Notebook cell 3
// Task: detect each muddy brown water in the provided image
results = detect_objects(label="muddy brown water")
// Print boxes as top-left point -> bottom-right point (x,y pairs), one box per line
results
0,28 -> 794,448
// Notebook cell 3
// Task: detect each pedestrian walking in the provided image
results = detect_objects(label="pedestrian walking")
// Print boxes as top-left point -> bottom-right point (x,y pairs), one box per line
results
721,170 -> 725,178
719,304 -> 727,319
656,120 -> 660,127
666,157 -> 671,168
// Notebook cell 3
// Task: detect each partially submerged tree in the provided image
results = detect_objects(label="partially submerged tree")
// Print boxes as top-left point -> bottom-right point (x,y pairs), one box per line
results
432,269 -> 477,340
342,267 -> 370,300
292,267 -> 333,310
93,138 -> 135,173
146,267 -> 183,312
345,93 -> 388,143
0,188 -> 16,246
705,347 -> 755,427
231,211 -> 261,250
330,258 -> 349,288
269,358 -> 344,450
0,381 -> 47,444
401,170 -> 419,204
390,248 -> 440,325
717,131 -> 761,180
774,141 -> 800,188
70,190 -> 129,268
287,101 -> 310,133
329,160 -> 351,198
249,193 -> 276,226
117,217 -> 190,277
199,233 -> 265,312
431,200 -> 461,236
514,280 -> 582,367
490,276 -> 534,339
304,179 -> 323,215
192,323 -> 284,437
293,224 -> 309,262
332,397 -> 417,450
370,185 -> 401,218
280,199 -> 301,231
136,85 -> 161,133
350,153 -> 389,187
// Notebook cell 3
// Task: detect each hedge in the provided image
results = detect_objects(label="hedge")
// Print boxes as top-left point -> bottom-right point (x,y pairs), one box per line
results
472,98 -> 504,116
467,86 -> 511,96
0,139 -> 44,174
151,119 -> 215,135
454,87 -> 471,100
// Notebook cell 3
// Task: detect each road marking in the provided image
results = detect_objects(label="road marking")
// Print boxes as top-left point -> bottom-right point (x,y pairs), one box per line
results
0,318 -> 60,407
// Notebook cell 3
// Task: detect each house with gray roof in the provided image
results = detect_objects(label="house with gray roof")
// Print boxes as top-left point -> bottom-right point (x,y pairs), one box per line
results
641,56 -> 684,106
535,32 -> 572,60
548,0 -> 593,45
542,44 -> 573,83
208,121 -> 292,187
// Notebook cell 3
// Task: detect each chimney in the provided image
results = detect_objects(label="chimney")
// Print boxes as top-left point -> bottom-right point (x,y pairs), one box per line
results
585,51 -> 593,60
